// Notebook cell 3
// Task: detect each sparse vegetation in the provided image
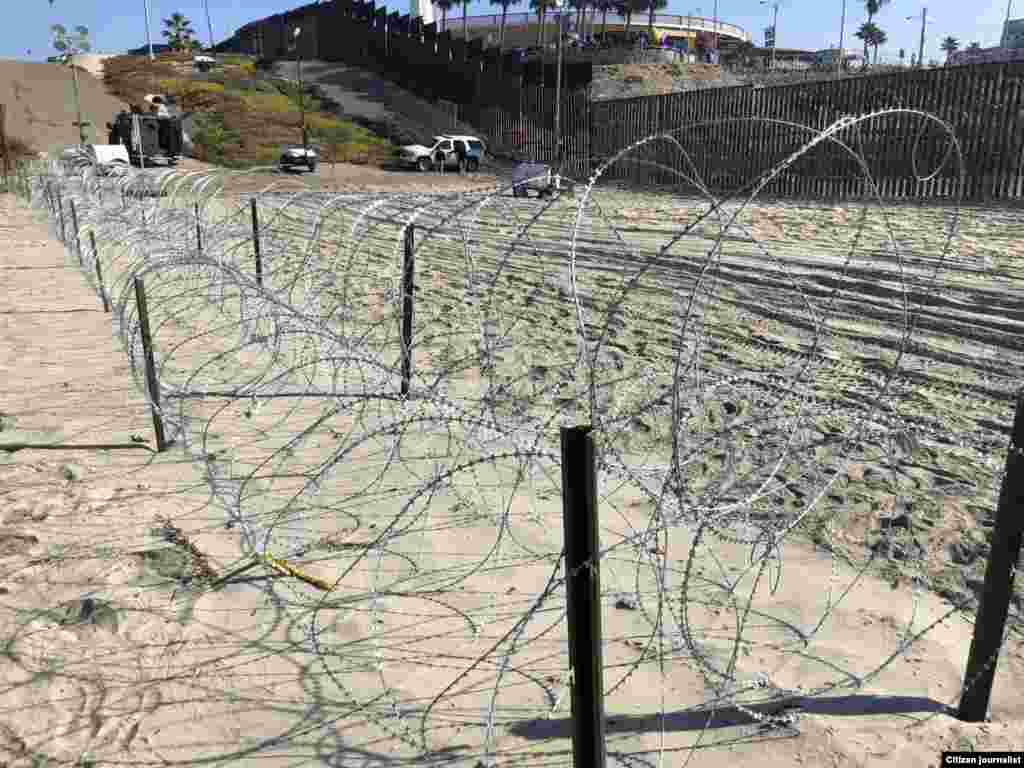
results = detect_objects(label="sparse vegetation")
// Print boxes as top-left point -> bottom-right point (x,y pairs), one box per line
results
101,52 -> 395,169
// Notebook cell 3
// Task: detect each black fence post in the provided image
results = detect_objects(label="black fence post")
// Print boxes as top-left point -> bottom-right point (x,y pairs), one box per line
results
89,231 -> 110,313
133,277 -> 169,452
957,390 -> 1024,722
400,223 -> 415,397
195,202 -> 203,254
251,198 -> 263,287
559,425 -> 607,768
56,194 -> 66,244
69,199 -> 82,264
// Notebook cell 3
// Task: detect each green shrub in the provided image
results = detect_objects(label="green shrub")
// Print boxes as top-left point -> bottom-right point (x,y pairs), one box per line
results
190,112 -> 241,164
273,80 -> 321,112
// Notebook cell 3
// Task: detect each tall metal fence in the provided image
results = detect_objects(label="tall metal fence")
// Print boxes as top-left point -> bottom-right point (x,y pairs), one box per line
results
218,2 -> 1024,201
587,61 -> 1024,201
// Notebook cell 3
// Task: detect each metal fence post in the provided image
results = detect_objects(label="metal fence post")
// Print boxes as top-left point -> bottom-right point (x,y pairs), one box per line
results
195,201 -> 203,254
560,425 -> 607,768
957,390 -> 1024,722
251,198 -> 263,286
56,194 -> 66,243
69,199 -> 82,264
133,277 -> 169,452
89,231 -> 110,313
400,223 -> 415,397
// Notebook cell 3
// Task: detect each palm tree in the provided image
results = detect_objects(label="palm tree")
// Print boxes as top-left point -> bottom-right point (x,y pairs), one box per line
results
162,12 -> 197,51
855,21 -> 885,66
940,35 -> 959,63
596,0 -> 615,41
967,41 -> 981,50
570,0 -> 585,34
645,0 -> 667,43
531,0 -> 558,46
615,0 -> 645,39
490,0 -> 523,50
50,24 -> 91,144
861,0 -> 890,60
436,0 -> 455,33
870,27 -> 886,64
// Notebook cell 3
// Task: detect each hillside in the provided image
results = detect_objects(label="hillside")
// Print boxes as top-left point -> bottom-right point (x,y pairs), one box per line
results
591,62 -> 745,101
0,59 -> 128,156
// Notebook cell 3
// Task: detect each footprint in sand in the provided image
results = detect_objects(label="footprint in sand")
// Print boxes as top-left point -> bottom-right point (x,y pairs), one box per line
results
45,659 -> 162,757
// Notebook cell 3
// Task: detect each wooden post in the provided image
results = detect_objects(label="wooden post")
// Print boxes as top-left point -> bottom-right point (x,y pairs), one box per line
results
400,223 -> 415,397
195,202 -> 203,254
89,231 -> 110,313
69,199 -> 82,264
251,198 -> 263,286
958,390 -> 1024,722
133,277 -> 169,452
559,426 -> 607,768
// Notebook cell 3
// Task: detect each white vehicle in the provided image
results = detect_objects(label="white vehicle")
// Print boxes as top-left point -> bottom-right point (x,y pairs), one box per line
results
279,145 -> 319,172
193,54 -> 217,72
399,135 -> 485,172
86,144 -> 131,176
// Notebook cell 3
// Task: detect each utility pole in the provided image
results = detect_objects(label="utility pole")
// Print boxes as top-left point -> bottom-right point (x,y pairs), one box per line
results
906,9 -> 929,67
294,28 -> 309,162
204,0 -> 215,50
554,0 -> 567,173
713,0 -> 719,56
837,0 -> 846,76
143,0 -> 155,60
918,8 -> 927,67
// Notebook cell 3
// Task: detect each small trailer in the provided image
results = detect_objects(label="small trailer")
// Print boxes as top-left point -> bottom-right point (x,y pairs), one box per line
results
511,162 -> 575,199
85,144 -> 131,176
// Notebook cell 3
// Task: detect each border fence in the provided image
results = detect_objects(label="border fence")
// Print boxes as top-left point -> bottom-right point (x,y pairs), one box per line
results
214,0 -> 1024,202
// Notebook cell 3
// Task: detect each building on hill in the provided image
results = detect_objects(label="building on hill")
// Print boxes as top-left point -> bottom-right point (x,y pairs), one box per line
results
225,8 -> 750,61
127,43 -> 173,56
452,11 -> 750,54
949,45 -> 1024,65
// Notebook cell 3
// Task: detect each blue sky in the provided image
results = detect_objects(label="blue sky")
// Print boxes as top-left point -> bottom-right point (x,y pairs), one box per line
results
3,0 -> 1016,66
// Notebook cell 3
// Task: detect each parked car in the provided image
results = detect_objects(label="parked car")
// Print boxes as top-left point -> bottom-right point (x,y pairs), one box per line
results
399,135 -> 485,172
511,162 -> 575,199
279,145 -> 319,172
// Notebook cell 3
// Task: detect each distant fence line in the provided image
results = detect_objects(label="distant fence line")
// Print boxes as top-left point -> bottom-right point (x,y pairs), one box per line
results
470,61 -> 1024,201
215,1 -> 1024,201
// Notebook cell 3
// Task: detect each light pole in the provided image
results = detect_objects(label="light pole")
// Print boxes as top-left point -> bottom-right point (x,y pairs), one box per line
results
760,0 -> 778,70
554,0 -> 568,174
293,27 -> 310,164
204,0 -> 215,50
906,8 -> 929,68
837,0 -> 846,76
142,0 -> 155,60
712,0 -> 719,57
